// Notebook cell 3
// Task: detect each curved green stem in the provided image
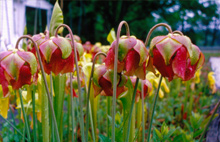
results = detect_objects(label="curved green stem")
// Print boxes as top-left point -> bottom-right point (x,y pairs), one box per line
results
125,78 -> 139,142
41,78 -> 50,142
137,99 -> 142,142
31,85 -> 37,142
147,76 -> 162,142
69,73 -> 75,142
18,90 -> 31,142
50,73 -> 55,142
143,23 -> 172,142
144,23 -> 172,46
89,101 -> 96,142
23,124 -> 26,142
85,52 -> 106,141
141,81 -> 145,142
199,100 -> 220,142
172,30 -> 183,35
107,97 -> 111,137
184,81 -> 190,113
55,24 -> 85,142
112,21 -> 130,142
16,35 -> 60,142
53,74 -> 65,142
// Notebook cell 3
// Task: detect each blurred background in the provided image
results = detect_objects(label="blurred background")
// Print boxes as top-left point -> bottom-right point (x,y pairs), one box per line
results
51,0 -> 220,47
0,0 -> 220,49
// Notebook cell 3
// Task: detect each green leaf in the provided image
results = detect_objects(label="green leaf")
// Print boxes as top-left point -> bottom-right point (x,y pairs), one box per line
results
181,134 -> 188,142
201,114 -> 218,128
174,132 -> 190,142
22,26 -> 27,51
155,37 -> 182,65
14,135 -> 20,142
115,126 -> 124,142
119,78 -> 134,141
190,112 -> 204,130
107,115 -> 112,124
153,128 -> 161,142
41,75 -> 50,142
52,37 -> 72,59
195,116 -> 204,130
183,120 -> 193,132
53,74 -> 66,139
107,28 -> 116,44
164,128 -> 176,140
99,134 -> 111,142
161,122 -> 169,135
49,1 -> 63,36
193,128 -> 204,138
115,112 -> 122,126
185,133 -> 193,142
23,26 -> 27,35
154,127 -> 163,141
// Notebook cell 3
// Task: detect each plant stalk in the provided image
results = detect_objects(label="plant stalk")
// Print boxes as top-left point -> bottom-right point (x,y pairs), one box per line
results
137,100 -> 142,142
107,97 -> 111,137
112,21 -> 130,142
31,85 -> 37,142
184,81 -> 190,113
50,73 -> 55,142
144,23 -> 172,47
130,104 -> 136,141
41,77 -> 50,142
23,124 -> 26,142
172,30 -> 183,35
85,52 -> 106,141
188,90 -> 194,116
147,76 -> 162,142
141,81 -> 145,142
55,24 -> 85,142
125,78 -> 139,142
143,23 -> 172,141
70,73 -> 75,142
89,101 -> 96,142
53,74 -> 65,142
18,90 -> 31,142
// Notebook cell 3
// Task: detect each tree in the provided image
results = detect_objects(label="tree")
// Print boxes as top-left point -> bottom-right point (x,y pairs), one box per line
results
46,0 -> 219,46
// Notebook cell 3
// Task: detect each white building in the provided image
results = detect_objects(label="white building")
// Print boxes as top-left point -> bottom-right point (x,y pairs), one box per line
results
0,0 -> 53,51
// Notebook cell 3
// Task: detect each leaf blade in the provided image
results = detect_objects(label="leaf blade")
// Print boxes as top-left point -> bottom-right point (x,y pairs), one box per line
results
49,1 -> 63,36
